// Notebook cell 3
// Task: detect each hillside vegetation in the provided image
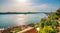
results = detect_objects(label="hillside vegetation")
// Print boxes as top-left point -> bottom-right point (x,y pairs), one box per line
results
40,8 -> 60,33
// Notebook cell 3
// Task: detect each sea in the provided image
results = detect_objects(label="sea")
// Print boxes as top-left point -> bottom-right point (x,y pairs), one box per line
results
0,13 -> 47,29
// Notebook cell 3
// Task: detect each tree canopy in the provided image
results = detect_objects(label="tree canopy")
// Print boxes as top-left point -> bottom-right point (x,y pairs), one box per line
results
40,8 -> 60,33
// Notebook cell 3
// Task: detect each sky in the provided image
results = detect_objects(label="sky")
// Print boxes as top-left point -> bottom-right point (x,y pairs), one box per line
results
0,0 -> 60,12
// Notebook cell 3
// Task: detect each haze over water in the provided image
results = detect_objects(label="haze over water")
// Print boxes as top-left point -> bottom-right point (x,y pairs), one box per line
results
0,13 -> 47,28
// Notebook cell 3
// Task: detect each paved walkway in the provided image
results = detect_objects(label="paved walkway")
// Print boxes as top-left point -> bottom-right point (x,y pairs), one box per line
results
17,27 -> 38,33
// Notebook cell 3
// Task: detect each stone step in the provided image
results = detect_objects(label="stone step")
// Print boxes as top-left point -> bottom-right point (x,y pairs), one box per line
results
58,32 -> 60,33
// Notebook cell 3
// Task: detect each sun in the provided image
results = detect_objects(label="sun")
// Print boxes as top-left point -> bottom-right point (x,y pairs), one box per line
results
16,0 -> 27,3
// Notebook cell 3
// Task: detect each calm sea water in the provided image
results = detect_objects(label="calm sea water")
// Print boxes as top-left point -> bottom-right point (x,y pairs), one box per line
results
0,13 -> 47,28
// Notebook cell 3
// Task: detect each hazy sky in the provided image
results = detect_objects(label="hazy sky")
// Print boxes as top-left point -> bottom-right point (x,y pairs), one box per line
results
0,0 -> 60,28
0,0 -> 60,12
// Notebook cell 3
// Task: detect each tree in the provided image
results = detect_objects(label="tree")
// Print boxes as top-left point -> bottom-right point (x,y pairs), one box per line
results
39,8 -> 60,33
40,18 -> 47,28
56,8 -> 60,18
43,26 -> 53,33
